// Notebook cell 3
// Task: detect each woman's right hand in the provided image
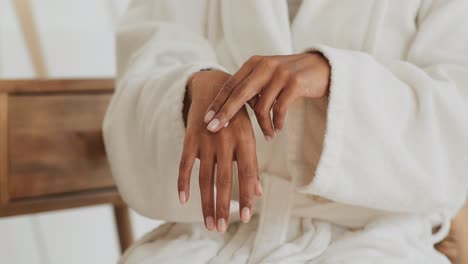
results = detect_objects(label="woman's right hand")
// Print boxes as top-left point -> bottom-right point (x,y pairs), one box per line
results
178,70 -> 262,233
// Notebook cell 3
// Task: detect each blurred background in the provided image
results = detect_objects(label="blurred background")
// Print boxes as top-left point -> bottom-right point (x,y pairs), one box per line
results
0,0 -> 163,263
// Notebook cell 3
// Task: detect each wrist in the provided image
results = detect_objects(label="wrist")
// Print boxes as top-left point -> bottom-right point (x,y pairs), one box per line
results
184,69 -> 218,126
306,52 -> 331,97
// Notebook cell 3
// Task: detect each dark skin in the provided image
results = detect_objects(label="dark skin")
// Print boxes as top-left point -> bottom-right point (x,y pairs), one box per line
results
203,53 -> 330,139
179,52 -> 330,233
179,70 -> 262,233
178,54 -> 466,261
435,202 -> 468,264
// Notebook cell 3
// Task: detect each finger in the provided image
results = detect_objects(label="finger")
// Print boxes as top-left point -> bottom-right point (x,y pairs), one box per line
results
215,152 -> 233,234
253,67 -> 289,141
247,95 -> 259,109
177,136 -> 197,205
273,78 -> 299,133
435,241 -> 458,262
235,142 -> 258,223
254,177 -> 263,197
199,153 -> 216,231
204,56 -> 261,123
207,59 -> 277,132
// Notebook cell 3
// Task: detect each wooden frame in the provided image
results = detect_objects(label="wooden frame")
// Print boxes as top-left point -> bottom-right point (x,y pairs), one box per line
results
0,79 -> 133,252
0,93 -> 9,204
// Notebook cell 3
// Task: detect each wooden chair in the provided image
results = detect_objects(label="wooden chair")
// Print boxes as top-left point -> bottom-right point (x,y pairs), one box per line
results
0,79 -> 133,252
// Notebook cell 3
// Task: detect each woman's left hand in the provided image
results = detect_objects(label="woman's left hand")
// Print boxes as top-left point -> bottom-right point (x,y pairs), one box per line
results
203,52 -> 331,141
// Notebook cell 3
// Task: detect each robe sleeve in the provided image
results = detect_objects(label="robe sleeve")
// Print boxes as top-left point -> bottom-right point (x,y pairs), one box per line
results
103,0 -> 226,221
299,0 -> 468,215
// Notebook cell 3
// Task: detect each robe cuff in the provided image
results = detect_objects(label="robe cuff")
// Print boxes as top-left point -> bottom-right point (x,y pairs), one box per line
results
110,63 -> 228,221
296,45 -> 353,196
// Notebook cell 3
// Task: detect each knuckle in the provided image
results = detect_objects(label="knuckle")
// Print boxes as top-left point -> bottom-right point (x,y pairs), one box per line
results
262,57 -> 279,69
184,132 -> 196,144
199,172 -> 211,186
216,140 -> 231,154
177,180 -> 186,191
273,103 -> 285,117
215,111 -> 228,123
202,203 -> 213,214
237,129 -> 252,142
254,107 -> 269,121
253,104 -> 264,116
216,128 -> 234,140
249,55 -> 262,64
217,204 -> 229,216
179,157 -> 191,171
230,87 -> 242,98
253,101 -> 270,115
240,165 -> 257,181
232,86 -> 250,101
209,100 -> 221,110
200,161 -> 212,171
244,56 -> 260,68
240,193 -> 254,206
223,79 -> 236,91
289,73 -> 302,88
217,173 -> 231,188
277,66 -> 290,79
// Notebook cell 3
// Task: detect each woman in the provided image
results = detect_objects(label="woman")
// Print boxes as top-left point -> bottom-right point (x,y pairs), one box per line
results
103,0 -> 468,263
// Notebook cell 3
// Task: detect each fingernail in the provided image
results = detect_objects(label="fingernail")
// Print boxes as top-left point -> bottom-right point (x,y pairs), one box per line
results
207,119 -> 220,132
257,183 -> 263,196
217,218 -> 227,233
241,207 -> 251,223
179,191 -> 186,205
224,122 -> 229,128
265,135 -> 272,142
206,216 -> 215,231
274,129 -> 281,134
204,110 -> 215,123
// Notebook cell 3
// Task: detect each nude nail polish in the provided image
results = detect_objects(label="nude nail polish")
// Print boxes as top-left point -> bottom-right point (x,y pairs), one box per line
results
207,119 -> 220,132
256,183 -> 263,196
241,207 -> 251,223
179,191 -> 186,205
204,110 -> 215,123
265,135 -> 272,142
206,216 -> 215,231
217,218 -> 227,233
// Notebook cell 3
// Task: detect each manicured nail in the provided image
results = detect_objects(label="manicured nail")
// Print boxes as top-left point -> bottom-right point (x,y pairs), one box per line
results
204,110 -> 215,123
224,122 -> 229,128
207,119 -> 220,132
217,218 -> 227,233
256,183 -> 263,196
206,216 -> 215,231
241,207 -> 251,223
274,129 -> 281,134
179,191 -> 186,205
265,135 -> 272,142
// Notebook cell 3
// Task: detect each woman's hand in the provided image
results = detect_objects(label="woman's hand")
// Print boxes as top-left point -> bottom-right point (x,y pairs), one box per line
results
203,53 -> 330,141
178,70 -> 262,233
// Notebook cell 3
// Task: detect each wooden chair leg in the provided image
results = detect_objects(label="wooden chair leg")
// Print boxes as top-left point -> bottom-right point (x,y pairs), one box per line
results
113,204 -> 133,253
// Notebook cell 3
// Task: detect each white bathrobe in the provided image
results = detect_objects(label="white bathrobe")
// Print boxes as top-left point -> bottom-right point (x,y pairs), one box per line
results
103,0 -> 468,263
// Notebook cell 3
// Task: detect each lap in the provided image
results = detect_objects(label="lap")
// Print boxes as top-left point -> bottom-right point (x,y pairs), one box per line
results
119,216 -> 451,264
119,219 -> 257,264
314,217 -> 451,264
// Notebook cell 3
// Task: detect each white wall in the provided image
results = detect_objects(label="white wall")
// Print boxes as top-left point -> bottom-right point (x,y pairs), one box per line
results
0,1 -> 161,263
